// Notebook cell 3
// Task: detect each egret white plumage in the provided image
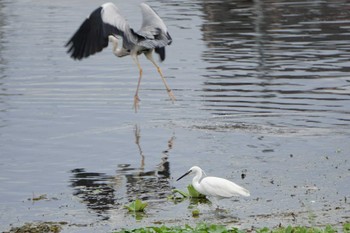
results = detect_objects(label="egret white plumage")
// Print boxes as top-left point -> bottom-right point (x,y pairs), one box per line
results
177,166 -> 250,201
66,2 -> 175,111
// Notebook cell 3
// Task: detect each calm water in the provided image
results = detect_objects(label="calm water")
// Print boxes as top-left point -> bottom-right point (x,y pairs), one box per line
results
0,0 -> 349,232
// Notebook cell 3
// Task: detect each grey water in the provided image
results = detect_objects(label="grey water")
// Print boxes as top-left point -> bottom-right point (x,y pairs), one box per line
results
0,0 -> 349,232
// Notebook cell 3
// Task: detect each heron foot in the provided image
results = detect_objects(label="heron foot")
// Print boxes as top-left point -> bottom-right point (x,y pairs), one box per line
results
167,89 -> 176,103
133,95 -> 140,112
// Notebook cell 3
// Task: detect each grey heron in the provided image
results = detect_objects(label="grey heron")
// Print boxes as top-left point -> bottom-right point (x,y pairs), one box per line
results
65,2 -> 175,111
177,166 -> 250,202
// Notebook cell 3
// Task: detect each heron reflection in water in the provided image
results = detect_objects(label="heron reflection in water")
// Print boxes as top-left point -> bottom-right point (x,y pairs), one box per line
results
70,126 -> 175,218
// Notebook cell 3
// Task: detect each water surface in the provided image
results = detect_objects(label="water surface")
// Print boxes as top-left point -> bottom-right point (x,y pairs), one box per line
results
0,0 -> 349,232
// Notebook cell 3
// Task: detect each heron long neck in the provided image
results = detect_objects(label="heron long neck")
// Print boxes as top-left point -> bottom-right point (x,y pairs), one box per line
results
108,36 -> 129,57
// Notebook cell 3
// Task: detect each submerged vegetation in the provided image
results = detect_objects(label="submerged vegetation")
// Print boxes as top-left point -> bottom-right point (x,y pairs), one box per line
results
113,223 -> 350,233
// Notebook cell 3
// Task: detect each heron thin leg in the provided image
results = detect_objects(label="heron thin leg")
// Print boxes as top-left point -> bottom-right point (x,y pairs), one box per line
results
132,54 -> 143,112
145,51 -> 176,103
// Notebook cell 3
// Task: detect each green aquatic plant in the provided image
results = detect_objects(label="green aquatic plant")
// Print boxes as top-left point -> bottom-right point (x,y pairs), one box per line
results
191,209 -> 200,218
28,193 -> 48,202
113,223 -> 349,233
257,225 -> 338,233
5,221 -> 66,233
187,184 -> 205,198
124,199 -> 148,212
344,222 -> 350,233
170,184 -> 206,199
114,222 -> 242,233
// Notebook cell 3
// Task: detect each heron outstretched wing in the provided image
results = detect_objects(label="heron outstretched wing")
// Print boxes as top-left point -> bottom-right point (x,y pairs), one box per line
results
66,3 -> 138,60
66,3 -> 172,61
137,3 -> 172,61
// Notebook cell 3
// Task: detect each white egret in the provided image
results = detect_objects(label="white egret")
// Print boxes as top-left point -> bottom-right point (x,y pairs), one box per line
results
176,166 -> 250,202
65,2 -> 175,111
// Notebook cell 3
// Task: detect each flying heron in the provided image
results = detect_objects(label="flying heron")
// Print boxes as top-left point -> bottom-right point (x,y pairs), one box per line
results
65,2 -> 175,111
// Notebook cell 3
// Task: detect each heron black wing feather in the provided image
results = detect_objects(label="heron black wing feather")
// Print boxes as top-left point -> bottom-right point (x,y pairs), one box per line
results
66,6 -> 108,60
66,3 -> 138,60
155,47 -> 165,61
66,3 -> 172,61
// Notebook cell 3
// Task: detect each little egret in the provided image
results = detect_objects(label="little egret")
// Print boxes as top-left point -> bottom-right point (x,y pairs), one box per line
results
177,166 -> 250,202
65,2 -> 175,111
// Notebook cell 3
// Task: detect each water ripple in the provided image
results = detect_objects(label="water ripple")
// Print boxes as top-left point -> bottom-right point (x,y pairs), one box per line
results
199,0 -> 350,131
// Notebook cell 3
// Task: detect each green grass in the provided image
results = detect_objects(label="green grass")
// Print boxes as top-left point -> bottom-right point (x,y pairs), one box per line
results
113,222 -> 350,233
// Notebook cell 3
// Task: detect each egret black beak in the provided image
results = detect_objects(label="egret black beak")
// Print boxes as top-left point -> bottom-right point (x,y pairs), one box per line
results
176,170 -> 191,181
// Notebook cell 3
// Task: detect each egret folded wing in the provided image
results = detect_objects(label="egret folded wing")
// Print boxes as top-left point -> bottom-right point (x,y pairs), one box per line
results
201,177 -> 250,198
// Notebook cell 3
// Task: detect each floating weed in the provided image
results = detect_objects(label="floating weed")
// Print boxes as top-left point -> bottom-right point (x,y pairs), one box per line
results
191,209 -> 200,218
187,184 -> 206,198
344,222 -> 350,233
113,223 -> 242,233
124,199 -> 148,212
5,221 -> 67,233
258,225 -> 338,233
113,223 -> 349,233
169,184 -> 206,201
28,193 -> 48,202
27,193 -> 59,203
171,188 -> 189,198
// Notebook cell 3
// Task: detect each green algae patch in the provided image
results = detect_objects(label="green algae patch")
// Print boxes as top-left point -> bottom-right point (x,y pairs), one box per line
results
4,221 -> 67,233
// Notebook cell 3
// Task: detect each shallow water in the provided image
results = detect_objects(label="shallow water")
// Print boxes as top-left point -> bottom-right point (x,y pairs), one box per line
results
0,0 -> 349,232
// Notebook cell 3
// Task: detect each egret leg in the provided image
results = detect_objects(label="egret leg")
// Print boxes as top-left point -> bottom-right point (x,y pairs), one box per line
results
145,51 -> 176,103
132,55 -> 143,112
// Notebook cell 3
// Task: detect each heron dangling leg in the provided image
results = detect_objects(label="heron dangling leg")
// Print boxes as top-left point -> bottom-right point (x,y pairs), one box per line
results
145,51 -> 176,103
132,54 -> 143,112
